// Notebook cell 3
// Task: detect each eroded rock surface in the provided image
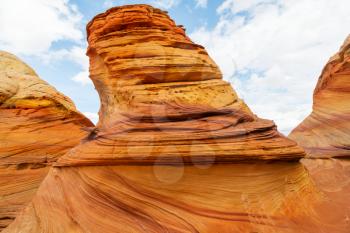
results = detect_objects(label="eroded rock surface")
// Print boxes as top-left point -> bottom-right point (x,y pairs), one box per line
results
3,5 -> 350,233
289,36 -> 350,158
0,51 -> 93,229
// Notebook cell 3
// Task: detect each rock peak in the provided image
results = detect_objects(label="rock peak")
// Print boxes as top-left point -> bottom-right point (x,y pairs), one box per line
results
86,4 -> 223,128
55,4 -> 304,167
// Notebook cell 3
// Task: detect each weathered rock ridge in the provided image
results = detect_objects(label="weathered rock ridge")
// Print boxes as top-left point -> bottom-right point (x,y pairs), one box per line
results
289,35 -> 350,158
3,5 -> 350,233
0,51 -> 93,229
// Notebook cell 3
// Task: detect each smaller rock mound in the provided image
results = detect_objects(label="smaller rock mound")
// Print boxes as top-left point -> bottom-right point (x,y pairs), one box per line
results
0,51 -> 94,229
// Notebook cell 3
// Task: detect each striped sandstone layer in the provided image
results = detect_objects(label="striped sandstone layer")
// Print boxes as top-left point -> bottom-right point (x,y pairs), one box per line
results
6,5 -> 350,233
289,35 -> 350,158
0,51 -> 93,229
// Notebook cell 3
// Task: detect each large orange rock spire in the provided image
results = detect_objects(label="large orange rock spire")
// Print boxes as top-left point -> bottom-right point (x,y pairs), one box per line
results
56,4 -> 304,167
87,5 -> 222,127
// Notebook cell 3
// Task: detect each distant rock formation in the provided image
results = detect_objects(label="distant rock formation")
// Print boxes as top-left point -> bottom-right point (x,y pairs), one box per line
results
4,5 -> 350,233
0,51 -> 93,229
289,35 -> 350,158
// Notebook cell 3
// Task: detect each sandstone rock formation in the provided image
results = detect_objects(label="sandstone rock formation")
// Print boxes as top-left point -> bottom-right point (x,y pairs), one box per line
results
3,5 -> 350,233
0,51 -> 93,229
59,4 -> 305,166
289,36 -> 350,158
287,35 -> 350,232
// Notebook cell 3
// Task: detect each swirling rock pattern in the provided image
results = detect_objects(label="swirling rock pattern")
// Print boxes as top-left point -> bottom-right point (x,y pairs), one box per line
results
289,35 -> 350,158
0,51 -> 93,229
4,5 -> 350,233
302,158 -> 350,231
3,163 -> 328,233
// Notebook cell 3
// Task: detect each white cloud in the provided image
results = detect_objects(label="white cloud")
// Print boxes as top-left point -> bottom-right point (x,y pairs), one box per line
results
66,46 -> 91,85
72,70 -> 91,86
0,0 -> 83,56
195,0 -> 208,8
83,112 -> 99,124
217,0 -> 277,14
190,0 -> 350,134
38,46 -> 92,86
0,0 -> 90,86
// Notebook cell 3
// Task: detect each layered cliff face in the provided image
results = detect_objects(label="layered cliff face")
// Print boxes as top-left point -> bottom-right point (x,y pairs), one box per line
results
0,51 -> 93,229
4,5 -> 350,233
289,36 -> 350,158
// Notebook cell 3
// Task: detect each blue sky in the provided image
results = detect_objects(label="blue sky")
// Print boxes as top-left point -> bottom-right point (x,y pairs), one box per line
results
1,0 -> 349,134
